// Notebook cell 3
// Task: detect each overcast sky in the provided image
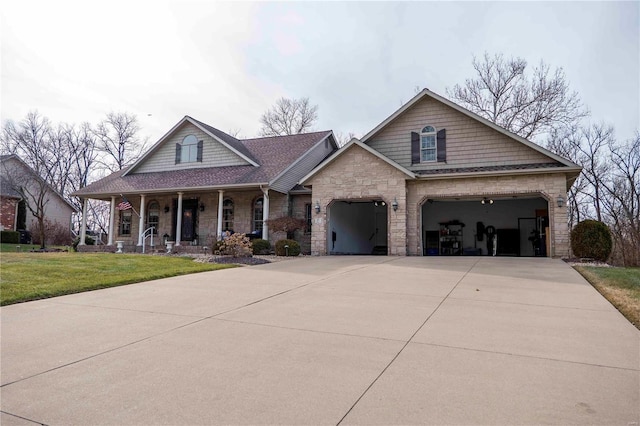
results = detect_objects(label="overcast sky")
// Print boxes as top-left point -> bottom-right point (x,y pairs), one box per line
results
2,1 -> 638,146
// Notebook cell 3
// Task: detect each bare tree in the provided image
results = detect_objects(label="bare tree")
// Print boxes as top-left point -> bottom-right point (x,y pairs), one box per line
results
448,52 -> 587,140
334,131 -> 356,147
600,134 -> 640,266
93,112 -> 146,171
259,97 -> 318,136
1,112 -> 56,248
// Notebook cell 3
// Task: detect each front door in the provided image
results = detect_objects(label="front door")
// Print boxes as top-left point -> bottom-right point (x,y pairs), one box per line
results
172,199 -> 198,242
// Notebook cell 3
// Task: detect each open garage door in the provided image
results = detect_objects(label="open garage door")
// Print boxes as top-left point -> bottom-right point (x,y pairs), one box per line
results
421,196 -> 549,257
328,200 -> 388,255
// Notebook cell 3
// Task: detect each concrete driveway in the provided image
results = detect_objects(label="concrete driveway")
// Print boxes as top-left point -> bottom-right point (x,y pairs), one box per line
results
1,257 -> 638,425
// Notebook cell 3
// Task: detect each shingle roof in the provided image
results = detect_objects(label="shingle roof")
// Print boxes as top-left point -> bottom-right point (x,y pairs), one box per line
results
73,130 -> 333,197
415,162 -> 566,176
187,116 -> 259,164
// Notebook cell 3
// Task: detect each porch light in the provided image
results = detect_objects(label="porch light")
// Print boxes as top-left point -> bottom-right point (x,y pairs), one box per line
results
392,197 -> 399,211
481,198 -> 493,205
314,201 -> 321,214
199,202 -> 205,212
556,194 -> 565,208
164,205 -> 170,213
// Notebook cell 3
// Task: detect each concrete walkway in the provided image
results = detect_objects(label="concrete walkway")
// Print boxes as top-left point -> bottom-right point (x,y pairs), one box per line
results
1,257 -> 638,425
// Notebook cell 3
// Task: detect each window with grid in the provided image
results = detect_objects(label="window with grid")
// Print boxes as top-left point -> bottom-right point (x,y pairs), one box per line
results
222,198 -> 234,231
420,125 -> 437,162
253,197 -> 263,233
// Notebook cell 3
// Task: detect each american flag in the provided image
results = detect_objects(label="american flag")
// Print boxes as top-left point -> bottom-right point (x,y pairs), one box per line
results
116,198 -> 132,211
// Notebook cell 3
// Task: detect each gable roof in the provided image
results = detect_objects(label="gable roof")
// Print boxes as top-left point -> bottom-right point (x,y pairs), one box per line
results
361,88 -> 582,170
299,138 -> 415,185
0,155 -> 79,211
73,130 -> 335,198
124,116 -> 259,175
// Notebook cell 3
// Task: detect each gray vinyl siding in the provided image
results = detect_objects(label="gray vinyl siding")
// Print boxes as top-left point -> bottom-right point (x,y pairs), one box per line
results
271,137 -> 335,193
367,97 -> 558,171
135,123 -> 249,174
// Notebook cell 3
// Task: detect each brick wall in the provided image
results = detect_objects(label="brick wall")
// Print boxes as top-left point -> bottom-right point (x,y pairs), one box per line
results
0,197 -> 18,230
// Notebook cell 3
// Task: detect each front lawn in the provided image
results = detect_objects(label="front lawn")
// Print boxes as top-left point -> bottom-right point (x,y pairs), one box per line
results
575,266 -> 640,329
0,252 -> 235,306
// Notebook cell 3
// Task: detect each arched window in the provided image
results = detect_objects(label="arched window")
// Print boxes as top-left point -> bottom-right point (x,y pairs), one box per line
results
420,125 -> 437,162
222,198 -> 234,231
253,197 -> 264,234
147,201 -> 160,234
119,210 -> 132,235
175,135 -> 202,164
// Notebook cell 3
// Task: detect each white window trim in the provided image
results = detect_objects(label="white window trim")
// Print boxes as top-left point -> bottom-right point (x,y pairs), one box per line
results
181,135 -> 198,163
420,125 -> 437,163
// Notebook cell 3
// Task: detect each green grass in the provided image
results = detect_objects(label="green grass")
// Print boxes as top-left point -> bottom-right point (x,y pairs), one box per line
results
0,252 -> 236,306
0,243 -> 55,252
575,266 -> 640,329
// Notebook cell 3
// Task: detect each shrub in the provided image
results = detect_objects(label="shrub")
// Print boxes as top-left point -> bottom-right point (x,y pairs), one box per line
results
252,239 -> 271,255
571,220 -> 613,261
275,239 -> 301,257
266,216 -> 307,239
30,219 -> 74,246
219,233 -> 252,258
1,230 -> 20,244
72,235 -> 96,251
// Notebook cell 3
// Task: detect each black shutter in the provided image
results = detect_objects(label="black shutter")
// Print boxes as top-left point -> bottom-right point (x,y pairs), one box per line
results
437,129 -> 446,162
175,143 -> 181,164
411,132 -> 420,164
197,140 -> 203,162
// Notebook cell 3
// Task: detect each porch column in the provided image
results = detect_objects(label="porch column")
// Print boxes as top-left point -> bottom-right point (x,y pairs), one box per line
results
108,196 -> 116,245
79,198 -> 87,246
137,194 -> 146,246
217,189 -> 224,239
262,188 -> 269,241
175,192 -> 183,246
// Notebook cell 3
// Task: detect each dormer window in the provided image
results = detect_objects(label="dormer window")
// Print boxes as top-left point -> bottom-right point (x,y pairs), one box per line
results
420,126 -> 437,162
175,135 -> 203,164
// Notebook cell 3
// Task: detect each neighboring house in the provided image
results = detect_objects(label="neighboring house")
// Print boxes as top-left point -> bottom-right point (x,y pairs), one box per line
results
0,175 -> 22,231
300,89 -> 581,257
72,116 -> 338,252
0,155 -> 77,233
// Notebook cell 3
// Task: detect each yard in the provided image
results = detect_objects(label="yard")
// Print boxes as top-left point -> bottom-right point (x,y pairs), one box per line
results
575,265 -> 640,329
0,251 -> 235,306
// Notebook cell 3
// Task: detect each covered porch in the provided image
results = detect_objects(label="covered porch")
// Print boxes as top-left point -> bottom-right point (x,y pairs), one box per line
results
78,186 -> 310,253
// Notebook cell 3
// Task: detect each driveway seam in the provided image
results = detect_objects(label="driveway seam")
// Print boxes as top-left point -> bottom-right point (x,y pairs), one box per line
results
408,341 -> 640,372
446,296 -> 615,312
335,257 -> 482,426
44,301 -> 208,318
212,317 -> 408,343
1,410 -> 46,425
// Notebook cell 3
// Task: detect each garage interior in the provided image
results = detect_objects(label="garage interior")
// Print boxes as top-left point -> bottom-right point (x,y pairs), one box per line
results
328,200 -> 388,255
422,196 -> 549,257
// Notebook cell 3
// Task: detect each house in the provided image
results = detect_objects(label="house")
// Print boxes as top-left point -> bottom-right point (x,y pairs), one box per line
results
300,89 -> 581,257
0,154 -> 77,234
0,175 -> 22,231
72,116 -> 338,252
74,89 -> 581,257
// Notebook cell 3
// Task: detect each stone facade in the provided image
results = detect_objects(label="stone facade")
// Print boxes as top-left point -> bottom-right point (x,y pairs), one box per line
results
307,144 -> 408,255
0,197 -> 18,230
406,173 -> 570,257
109,190 -> 310,253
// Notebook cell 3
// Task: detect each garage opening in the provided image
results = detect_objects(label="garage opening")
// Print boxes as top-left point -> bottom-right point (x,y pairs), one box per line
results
421,196 -> 549,257
328,200 -> 388,255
